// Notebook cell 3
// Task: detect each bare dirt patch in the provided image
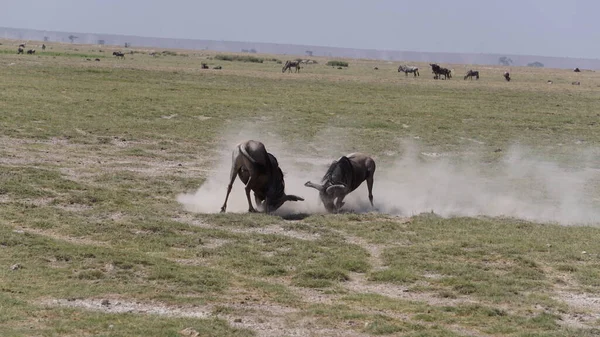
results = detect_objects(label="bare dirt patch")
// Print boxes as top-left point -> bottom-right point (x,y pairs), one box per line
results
555,291 -> 600,328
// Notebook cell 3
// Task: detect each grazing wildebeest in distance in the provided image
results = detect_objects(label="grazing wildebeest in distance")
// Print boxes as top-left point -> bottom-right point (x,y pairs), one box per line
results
374,67 -> 379,70
17,47 -> 24,54
464,70 -> 479,80
504,72 -> 511,82
213,66 -> 222,70
430,63 -> 451,79
220,140 -> 304,213
201,63 -> 209,69
574,68 -> 581,72
305,153 -> 376,213
282,60 -> 300,73
572,81 -> 581,85
95,58 -> 101,62
27,49 -> 35,55
112,51 -> 125,58
398,65 -> 420,77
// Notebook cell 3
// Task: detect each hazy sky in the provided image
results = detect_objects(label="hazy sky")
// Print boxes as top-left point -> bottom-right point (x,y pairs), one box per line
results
2,0 -> 599,59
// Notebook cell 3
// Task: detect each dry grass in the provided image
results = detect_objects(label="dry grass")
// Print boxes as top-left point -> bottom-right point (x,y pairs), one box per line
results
0,38 -> 599,336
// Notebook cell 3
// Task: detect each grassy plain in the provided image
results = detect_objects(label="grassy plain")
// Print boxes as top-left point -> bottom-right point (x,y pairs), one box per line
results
1,40 -> 599,336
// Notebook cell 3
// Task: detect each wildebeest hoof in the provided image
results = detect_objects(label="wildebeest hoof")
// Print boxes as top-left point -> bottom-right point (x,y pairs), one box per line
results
248,208 -> 257,213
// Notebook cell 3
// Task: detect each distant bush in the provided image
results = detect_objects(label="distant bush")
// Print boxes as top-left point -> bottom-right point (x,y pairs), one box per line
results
265,58 -> 281,63
327,60 -> 348,67
162,50 -> 178,56
215,54 -> 264,63
527,61 -> 544,68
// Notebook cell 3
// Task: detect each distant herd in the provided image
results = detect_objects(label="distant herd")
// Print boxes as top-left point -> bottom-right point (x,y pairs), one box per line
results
12,42 -> 585,84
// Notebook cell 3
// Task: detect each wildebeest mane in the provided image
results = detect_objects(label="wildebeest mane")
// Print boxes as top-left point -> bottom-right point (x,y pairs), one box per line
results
322,156 -> 354,188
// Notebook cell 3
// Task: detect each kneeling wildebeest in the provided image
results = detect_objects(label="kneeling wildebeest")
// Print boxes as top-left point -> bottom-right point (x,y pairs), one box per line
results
305,153 -> 376,213
220,140 -> 304,213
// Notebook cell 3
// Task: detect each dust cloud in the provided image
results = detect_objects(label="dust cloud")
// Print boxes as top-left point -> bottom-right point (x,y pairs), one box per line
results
177,125 -> 600,226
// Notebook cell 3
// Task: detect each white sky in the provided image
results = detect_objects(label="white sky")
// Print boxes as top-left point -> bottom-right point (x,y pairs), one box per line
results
2,0 -> 599,58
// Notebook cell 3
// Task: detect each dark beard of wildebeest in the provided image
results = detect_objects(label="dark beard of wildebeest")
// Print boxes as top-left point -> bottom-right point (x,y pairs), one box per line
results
282,60 -> 300,73
464,70 -> 479,80
430,63 -> 452,79
220,140 -> 304,213
398,65 -> 420,77
304,153 -> 376,213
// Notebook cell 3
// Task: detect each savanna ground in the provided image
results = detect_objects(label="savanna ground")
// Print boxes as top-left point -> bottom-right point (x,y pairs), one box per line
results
1,40 -> 600,337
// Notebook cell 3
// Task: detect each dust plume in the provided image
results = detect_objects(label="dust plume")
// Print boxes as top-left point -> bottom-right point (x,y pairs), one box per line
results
177,125 -> 600,226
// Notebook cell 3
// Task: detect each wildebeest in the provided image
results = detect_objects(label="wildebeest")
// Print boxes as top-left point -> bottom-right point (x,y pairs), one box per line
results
398,65 -> 420,77
305,153 -> 376,213
17,47 -> 24,54
373,67 -> 379,70
201,63 -> 209,69
282,60 -> 300,73
213,66 -> 222,70
430,63 -> 451,79
220,140 -> 304,213
504,72 -> 511,82
572,81 -> 580,85
42,44 -> 46,50
464,70 -> 479,80
27,49 -> 35,55
574,68 -> 581,73
112,51 -> 125,58
19,43 -> 25,48
95,58 -> 101,62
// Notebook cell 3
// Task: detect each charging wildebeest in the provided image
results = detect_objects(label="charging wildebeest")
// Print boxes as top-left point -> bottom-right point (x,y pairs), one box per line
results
305,153 -> 376,213
398,65 -> 419,77
113,51 -> 125,58
282,60 -> 300,73
220,140 -> 304,213
504,72 -> 511,82
464,70 -> 479,80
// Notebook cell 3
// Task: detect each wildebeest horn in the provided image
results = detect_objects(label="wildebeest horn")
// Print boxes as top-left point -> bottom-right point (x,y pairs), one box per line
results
285,194 -> 304,202
304,181 -> 324,191
326,184 -> 346,195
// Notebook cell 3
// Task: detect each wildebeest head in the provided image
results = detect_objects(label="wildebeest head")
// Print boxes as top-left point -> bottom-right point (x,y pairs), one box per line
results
260,153 -> 303,212
305,157 -> 353,213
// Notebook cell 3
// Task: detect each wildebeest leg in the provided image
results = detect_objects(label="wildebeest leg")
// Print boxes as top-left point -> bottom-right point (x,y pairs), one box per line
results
366,175 -> 374,207
220,166 -> 239,213
245,181 -> 257,213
